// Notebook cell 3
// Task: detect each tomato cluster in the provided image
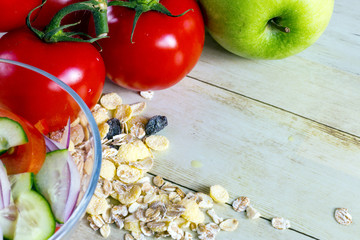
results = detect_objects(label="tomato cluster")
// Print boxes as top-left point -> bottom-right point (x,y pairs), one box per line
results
0,0 -> 205,132
99,0 -> 204,90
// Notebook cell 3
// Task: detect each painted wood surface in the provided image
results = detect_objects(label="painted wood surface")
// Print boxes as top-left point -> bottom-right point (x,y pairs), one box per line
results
72,0 -> 360,239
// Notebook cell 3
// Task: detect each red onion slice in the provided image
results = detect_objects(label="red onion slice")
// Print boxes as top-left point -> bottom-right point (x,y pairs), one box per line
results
60,118 -> 71,149
44,118 -> 71,152
44,135 -> 63,152
0,162 -> 11,209
63,154 -> 80,222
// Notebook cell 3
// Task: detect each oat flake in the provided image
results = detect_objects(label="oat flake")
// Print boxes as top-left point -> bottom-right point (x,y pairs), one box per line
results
335,208 -> 352,225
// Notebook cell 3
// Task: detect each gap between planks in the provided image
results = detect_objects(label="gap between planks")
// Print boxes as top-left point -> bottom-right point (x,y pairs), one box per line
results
186,74 -> 360,144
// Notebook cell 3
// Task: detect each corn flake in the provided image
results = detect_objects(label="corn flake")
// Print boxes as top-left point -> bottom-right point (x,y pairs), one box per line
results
117,185 -> 142,205
130,102 -> 147,116
116,164 -> 143,184
181,199 -> 205,224
114,104 -> 133,122
100,159 -> 116,180
92,106 -> 110,125
98,122 -> 110,139
145,135 -> 169,151
86,196 -> 110,216
117,140 -> 151,163
100,92 -> 122,110
210,185 -> 229,203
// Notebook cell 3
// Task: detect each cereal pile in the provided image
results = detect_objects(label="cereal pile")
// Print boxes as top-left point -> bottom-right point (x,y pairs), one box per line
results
86,92 -> 243,239
85,92 -> 306,239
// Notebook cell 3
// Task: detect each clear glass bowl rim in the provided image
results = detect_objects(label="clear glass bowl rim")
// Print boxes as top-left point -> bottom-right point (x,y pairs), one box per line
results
0,58 -> 102,239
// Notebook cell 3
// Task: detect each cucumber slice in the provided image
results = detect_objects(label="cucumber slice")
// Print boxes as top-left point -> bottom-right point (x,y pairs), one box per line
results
9,172 -> 34,200
0,117 -> 28,153
0,205 -> 18,239
34,149 -> 70,223
14,190 -> 55,240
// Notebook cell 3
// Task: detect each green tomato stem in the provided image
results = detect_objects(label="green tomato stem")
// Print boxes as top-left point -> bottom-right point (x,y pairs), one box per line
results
269,19 -> 290,33
109,0 -> 193,43
27,0 -> 109,43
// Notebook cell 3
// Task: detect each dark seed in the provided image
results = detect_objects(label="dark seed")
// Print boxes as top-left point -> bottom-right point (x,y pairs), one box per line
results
106,118 -> 121,139
145,115 -> 168,135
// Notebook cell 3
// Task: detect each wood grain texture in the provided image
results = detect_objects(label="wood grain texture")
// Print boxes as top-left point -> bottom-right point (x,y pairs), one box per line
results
88,78 -> 359,240
189,0 -> 360,137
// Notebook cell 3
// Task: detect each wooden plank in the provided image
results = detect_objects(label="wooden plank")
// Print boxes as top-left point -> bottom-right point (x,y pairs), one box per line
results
188,0 -> 360,136
81,77 -> 360,239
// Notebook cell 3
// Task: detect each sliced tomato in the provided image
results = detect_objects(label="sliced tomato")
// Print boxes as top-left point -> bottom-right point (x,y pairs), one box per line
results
0,108 -> 46,175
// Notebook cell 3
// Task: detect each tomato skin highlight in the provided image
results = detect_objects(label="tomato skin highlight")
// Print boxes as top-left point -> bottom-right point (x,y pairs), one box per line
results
0,28 -> 105,132
96,0 -> 205,91
0,108 -> 46,175
0,0 -> 42,32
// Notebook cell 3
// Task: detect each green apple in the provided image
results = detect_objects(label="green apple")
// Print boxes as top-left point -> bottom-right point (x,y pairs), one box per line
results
199,0 -> 334,59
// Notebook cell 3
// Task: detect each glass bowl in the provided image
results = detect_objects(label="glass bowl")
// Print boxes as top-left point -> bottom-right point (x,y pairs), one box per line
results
0,58 -> 102,239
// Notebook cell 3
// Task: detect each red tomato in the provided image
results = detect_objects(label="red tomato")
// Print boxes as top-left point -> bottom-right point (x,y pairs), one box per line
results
96,0 -> 205,91
0,0 -> 42,32
0,108 -> 46,175
0,28 -> 105,132
31,0 -> 91,33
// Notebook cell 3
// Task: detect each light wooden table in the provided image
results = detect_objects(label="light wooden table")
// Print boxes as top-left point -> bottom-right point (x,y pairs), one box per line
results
72,0 -> 360,239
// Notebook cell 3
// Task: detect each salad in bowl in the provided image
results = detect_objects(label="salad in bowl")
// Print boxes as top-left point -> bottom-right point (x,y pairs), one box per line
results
0,59 -> 102,240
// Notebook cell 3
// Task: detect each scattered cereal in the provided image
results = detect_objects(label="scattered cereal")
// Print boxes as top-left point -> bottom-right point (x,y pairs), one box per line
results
100,92 -> 122,110
145,135 -> 169,151
198,223 -> 220,240
232,196 -> 250,212
117,140 -> 151,163
181,199 -> 205,224
100,159 -> 116,180
130,102 -> 147,116
92,106 -> 110,125
86,92 -> 241,240
124,233 -> 135,240
98,122 -> 110,139
196,193 -> 214,209
183,231 -> 193,240
207,209 -> 223,224
272,217 -> 291,230
140,90 -> 154,100
116,185 -> 142,205
86,196 -> 110,216
100,224 -> 111,238
153,175 -> 165,187
219,218 -> 239,232
246,205 -> 261,219
114,104 -> 133,123
116,164 -> 143,184
334,208 -> 352,225
168,221 -> 184,240
210,185 -> 229,203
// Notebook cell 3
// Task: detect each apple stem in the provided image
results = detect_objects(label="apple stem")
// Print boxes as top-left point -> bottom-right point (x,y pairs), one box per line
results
269,19 -> 290,33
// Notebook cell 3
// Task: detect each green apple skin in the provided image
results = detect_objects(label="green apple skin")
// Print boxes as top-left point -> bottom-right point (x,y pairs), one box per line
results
199,0 -> 334,59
